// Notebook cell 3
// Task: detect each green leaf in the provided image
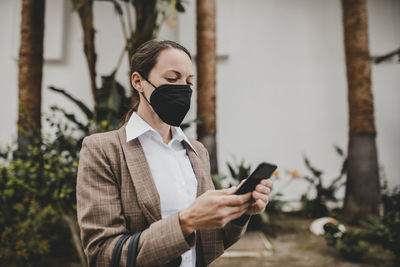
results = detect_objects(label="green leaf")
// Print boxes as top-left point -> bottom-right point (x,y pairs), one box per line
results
334,144 -> 344,156
175,1 -> 185,12
49,106 -> 90,133
48,86 -> 94,119
226,162 -> 236,179
95,71 -> 131,129
303,155 -> 323,177
111,0 -> 123,15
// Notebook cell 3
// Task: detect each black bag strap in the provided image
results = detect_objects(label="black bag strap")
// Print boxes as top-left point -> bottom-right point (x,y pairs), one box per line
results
126,231 -> 142,267
110,234 -> 130,267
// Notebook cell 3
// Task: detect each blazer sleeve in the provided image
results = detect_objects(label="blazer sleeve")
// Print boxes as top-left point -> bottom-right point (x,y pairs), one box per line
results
76,135 -> 195,267
201,145 -> 251,251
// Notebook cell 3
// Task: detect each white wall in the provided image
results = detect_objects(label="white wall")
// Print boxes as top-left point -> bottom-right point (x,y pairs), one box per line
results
178,0 -> 400,199
0,0 -> 399,200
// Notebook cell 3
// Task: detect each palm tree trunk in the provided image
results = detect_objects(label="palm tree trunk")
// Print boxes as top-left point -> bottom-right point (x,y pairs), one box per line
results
17,0 -> 45,152
196,0 -> 218,175
341,0 -> 380,224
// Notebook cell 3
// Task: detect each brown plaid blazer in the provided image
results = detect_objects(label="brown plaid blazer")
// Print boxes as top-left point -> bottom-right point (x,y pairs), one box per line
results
76,124 -> 250,267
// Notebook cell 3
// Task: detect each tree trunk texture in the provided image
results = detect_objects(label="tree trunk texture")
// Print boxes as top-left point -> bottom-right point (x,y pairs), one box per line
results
129,0 -> 158,107
17,0 -> 45,152
196,0 -> 218,175
73,0 -> 97,106
341,0 -> 380,224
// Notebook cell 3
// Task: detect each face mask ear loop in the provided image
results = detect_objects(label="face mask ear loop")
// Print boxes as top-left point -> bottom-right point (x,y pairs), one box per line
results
142,76 -> 158,90
140,91 -> 151,105
138,74 -> 156,105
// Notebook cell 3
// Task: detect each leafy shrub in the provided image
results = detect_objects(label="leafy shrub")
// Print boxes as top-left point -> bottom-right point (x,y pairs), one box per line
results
300,145 -> 347,218
362,186 -> 400,261
339,229 -> 370,261
324,222 -> 341,247
0,200 -> 60,266
0,117 -> 81,266
323,223 -> 369,261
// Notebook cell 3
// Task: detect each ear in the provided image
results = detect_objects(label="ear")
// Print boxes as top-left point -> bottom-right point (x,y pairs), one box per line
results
131,72 -> 143,92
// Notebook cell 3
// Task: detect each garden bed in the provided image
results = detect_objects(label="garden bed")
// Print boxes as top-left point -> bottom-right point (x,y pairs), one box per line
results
211,214 -> 396,267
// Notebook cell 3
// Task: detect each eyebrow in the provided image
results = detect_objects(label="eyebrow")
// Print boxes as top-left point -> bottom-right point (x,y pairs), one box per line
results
164,70 -> 195,78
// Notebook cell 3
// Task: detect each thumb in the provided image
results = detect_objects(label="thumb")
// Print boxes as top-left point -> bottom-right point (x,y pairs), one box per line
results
224,185 -> 237,195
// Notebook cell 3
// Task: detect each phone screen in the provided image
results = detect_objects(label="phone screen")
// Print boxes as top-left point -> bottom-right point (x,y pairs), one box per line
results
234,162 -> 277,195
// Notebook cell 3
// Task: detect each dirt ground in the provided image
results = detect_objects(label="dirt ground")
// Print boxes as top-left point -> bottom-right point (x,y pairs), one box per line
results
210,215 -> 396,267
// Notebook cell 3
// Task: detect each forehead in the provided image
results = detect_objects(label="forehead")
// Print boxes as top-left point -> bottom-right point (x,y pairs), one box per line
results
152,48 -> 193,76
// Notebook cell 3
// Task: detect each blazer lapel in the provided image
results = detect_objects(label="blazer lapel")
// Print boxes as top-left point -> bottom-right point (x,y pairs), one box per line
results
118,126 -> 162,224
117,125 -> 208,225
182,141 -> 209,197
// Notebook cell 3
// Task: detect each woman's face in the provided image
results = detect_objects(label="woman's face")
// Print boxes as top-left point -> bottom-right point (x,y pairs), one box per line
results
133,48 -> 195,104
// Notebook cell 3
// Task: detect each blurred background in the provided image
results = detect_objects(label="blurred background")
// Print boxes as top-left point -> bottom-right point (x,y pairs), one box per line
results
0,0 -> 399,266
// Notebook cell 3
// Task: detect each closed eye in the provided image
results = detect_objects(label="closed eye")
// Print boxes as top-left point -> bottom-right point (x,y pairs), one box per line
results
166,77 -> 193,86
166,78 -> 177,83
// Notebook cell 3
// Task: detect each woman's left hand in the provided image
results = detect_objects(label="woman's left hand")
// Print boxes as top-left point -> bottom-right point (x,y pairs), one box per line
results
240,178 -> 273,215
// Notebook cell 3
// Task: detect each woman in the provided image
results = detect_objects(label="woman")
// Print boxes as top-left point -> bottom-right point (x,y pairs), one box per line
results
76,40 -> 273,267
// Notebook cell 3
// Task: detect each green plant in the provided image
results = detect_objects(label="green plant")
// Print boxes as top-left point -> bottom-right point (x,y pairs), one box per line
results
226,159 -> 252,185
48,71 -> 130,134
339,229 -> 370,261
362,186 -> 400,261
266,170 -> 300,214
0,200 -> 60,266
107,0 -> 188,62
300,145 -> 347,218
323,223 -> 369,261
0,116 -> 82,266
323,186 -> 400,263
3,2 -> 193,265
53,0 -> 191,133
324,222 -> 341,247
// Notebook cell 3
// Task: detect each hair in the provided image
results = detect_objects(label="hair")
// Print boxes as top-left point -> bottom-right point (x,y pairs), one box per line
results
123,40 -> 192,123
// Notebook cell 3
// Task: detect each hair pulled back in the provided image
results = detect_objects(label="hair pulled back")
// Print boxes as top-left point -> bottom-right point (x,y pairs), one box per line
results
124,40 -> 191,123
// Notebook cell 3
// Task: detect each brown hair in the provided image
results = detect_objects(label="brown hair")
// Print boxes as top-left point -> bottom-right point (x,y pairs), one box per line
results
123,39 -> 192,123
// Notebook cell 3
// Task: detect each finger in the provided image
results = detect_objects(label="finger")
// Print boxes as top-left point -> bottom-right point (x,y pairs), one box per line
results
217,186 -> 237,195
222,204 -> 250,221
225,206 -> 251,222
230,202 -> 251,214
226,186 -> 237,195
252,191 -> 268,203
222,193 -> 252,206
248,199 -> 266,214
231,179 -> 246,194
238,179 -> 246,187
255,198 -> 266,212
255,184 -> 271,195
237,192 -> 252,204
260,179 -> 273,189
224,212 -> 243,225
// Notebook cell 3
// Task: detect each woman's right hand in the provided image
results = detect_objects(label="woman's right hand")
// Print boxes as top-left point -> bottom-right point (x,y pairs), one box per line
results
178,186 -> 252,235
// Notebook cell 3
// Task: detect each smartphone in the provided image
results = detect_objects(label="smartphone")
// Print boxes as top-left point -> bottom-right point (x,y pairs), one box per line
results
234,162 -> 277,195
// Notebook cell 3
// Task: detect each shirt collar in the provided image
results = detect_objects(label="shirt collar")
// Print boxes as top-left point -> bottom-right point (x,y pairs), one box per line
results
126,112 -> 199,156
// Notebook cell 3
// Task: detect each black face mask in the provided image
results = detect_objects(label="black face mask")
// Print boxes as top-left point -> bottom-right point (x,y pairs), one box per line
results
140,77 -> 193,127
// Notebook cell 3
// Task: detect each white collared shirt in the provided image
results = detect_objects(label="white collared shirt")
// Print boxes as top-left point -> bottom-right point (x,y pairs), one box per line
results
126,112 -> 198,267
